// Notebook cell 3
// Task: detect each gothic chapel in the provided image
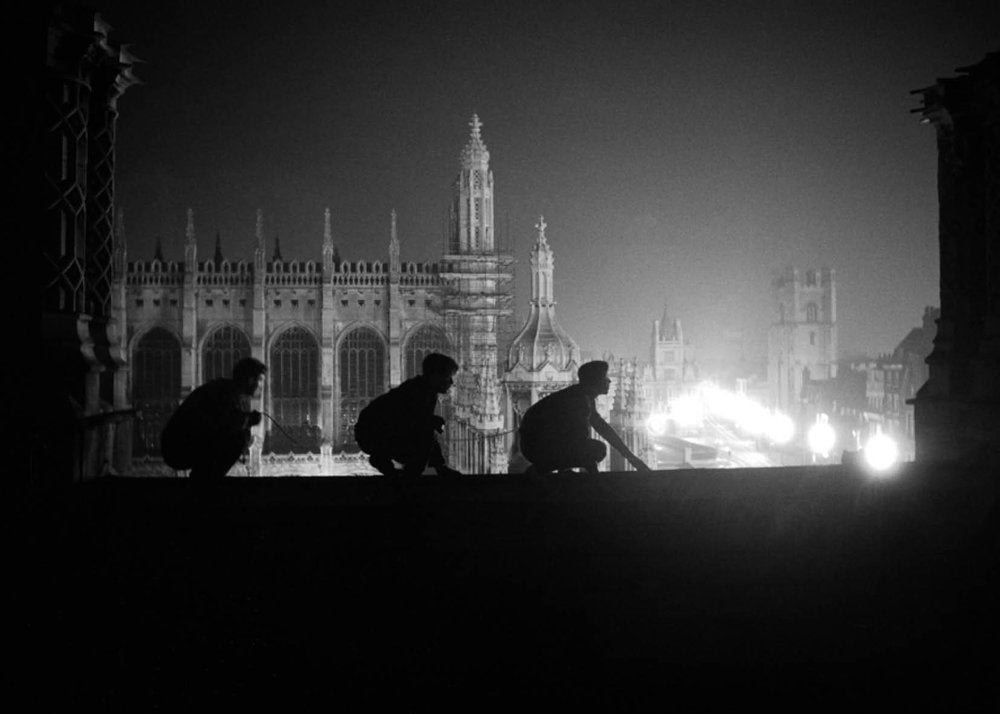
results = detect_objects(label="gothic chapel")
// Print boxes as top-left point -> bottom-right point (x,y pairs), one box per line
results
122,116 -> 522,475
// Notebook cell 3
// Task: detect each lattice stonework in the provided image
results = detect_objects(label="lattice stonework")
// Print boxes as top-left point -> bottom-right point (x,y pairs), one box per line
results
338,327 -> 387,447
270,327 -> 320,431
404,325 -> 450,379
84,76 -> 117,319
202,326 -> 251,383
43,75 -> 90,313
132,328 -> 182,456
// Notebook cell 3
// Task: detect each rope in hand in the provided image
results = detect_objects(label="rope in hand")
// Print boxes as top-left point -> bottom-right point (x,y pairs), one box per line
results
259,411 -> 310,449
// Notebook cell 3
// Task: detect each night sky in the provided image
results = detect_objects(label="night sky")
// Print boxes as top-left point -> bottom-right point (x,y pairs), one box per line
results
93,0 -> 997,371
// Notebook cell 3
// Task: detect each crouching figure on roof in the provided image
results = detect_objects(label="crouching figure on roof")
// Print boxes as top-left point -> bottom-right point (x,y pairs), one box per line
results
519,360 -> 650,475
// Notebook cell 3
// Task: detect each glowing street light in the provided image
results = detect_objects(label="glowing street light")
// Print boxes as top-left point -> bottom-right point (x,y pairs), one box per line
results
807,414 -> 835,458
646,411 -> 669,436
864,432 -> 899,473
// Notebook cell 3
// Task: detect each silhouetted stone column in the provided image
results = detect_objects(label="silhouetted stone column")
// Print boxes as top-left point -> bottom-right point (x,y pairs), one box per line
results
41,6 -> 136,483
912,52 -> 1000,461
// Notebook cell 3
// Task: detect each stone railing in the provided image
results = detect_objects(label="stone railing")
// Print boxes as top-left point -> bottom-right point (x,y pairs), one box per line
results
126,446 -> 379,477
126,261 -> 184,286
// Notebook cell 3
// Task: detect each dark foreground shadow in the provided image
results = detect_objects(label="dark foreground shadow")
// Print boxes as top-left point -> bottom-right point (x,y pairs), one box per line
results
11,462 -> 999,708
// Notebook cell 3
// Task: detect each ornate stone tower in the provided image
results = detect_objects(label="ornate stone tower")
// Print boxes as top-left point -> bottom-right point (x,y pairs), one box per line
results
503,217 -> 580,472
767,266 -> 838,416
504,216 -> 580,425
911,52 -> 1000,461
649,304 -> 689,410
441,115 -> 514,473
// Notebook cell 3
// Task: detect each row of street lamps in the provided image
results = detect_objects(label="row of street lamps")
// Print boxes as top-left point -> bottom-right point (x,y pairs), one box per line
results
644,382 -> 901,474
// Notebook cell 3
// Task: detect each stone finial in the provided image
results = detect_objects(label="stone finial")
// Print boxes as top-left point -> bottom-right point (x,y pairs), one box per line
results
153,237 -> 164,262
185,208 -> 195,244
272,233 -> 283,262
323,207 -> 332,246
255,209 -> 264,248
535,215 -> 547,243
470,113 -> 482,141
213,231 -> 223,265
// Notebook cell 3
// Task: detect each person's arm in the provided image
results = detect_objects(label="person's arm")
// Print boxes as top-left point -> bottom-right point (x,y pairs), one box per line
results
589,412 -> 651,472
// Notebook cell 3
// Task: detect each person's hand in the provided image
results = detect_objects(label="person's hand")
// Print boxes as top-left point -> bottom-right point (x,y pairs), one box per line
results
431,415 -> 446,433
247,410 -> 263,427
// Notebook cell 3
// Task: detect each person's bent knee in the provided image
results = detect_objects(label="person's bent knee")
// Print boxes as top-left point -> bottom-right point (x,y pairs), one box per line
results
582,439 -> 607,463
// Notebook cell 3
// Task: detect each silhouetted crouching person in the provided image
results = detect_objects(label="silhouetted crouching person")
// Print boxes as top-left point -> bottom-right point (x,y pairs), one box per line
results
355,352 -> 461,478
519,360 -> 651,474
161,357 -> 266,481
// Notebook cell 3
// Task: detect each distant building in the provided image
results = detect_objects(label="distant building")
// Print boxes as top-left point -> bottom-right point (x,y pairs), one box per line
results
646,305 -> 697,411
864,306 -> 938,460
802,307 -> 937,461
767,266 -> 838,417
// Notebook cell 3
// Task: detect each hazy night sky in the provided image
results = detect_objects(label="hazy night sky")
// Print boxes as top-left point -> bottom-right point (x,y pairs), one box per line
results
94,0 -> 997,371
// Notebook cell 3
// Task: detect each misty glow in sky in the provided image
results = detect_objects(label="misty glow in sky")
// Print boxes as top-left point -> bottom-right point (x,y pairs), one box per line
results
98,0 -> 998,369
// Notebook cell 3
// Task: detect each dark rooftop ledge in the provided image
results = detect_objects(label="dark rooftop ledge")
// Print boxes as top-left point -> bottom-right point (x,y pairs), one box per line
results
14,462 -> 999,707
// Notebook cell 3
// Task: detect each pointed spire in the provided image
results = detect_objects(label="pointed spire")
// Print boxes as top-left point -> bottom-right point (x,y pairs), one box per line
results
322,208 -> 334,273
213,231 -> 223,265
323,207 -> 333,252
272,233 -> 283,262
530,215 -> 555,307
659,301 -> 671,340
114,206 -> 125,249
254,209 -> 266,274
535,215 -> 548,245
153,237 -> 164,262
460,113 -> 489,168
389,208 -> 400,276
184,208 -> 197,269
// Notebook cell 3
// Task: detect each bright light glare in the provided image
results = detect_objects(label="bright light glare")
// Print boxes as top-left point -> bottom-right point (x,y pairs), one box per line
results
736,400 -> 768,436
864,433 -> 899,472
807,419 -> 836,456
767,412 -> 795,444
669,396 -> 703,428
646,411 -> 669,436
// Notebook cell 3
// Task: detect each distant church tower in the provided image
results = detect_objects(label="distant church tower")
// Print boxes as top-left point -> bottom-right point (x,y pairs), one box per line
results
767,266 -> 838,415
441,115 -> 515,473
649,304 -> 690,409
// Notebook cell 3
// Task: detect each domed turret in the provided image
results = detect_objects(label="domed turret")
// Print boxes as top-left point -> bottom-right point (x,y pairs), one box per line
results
507,216 -> 579,372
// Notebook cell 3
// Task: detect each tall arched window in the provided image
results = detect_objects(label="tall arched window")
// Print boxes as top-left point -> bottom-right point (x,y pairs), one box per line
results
404,325 -> 450,379
202,325 -> 251,383
806,303 -> 818,322
132,327 -> 181,457
403,325 -> 453,454
339,327 -> 386,448
267,327 -> 320,453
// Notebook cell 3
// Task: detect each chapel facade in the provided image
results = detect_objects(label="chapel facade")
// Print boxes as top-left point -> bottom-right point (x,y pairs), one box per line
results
119,116 -> 516,475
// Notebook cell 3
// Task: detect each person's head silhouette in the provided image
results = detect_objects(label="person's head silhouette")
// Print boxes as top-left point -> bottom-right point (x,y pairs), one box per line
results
233,357 -> 267,397
577,360 -> 611,397
422,353 -> 459,394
